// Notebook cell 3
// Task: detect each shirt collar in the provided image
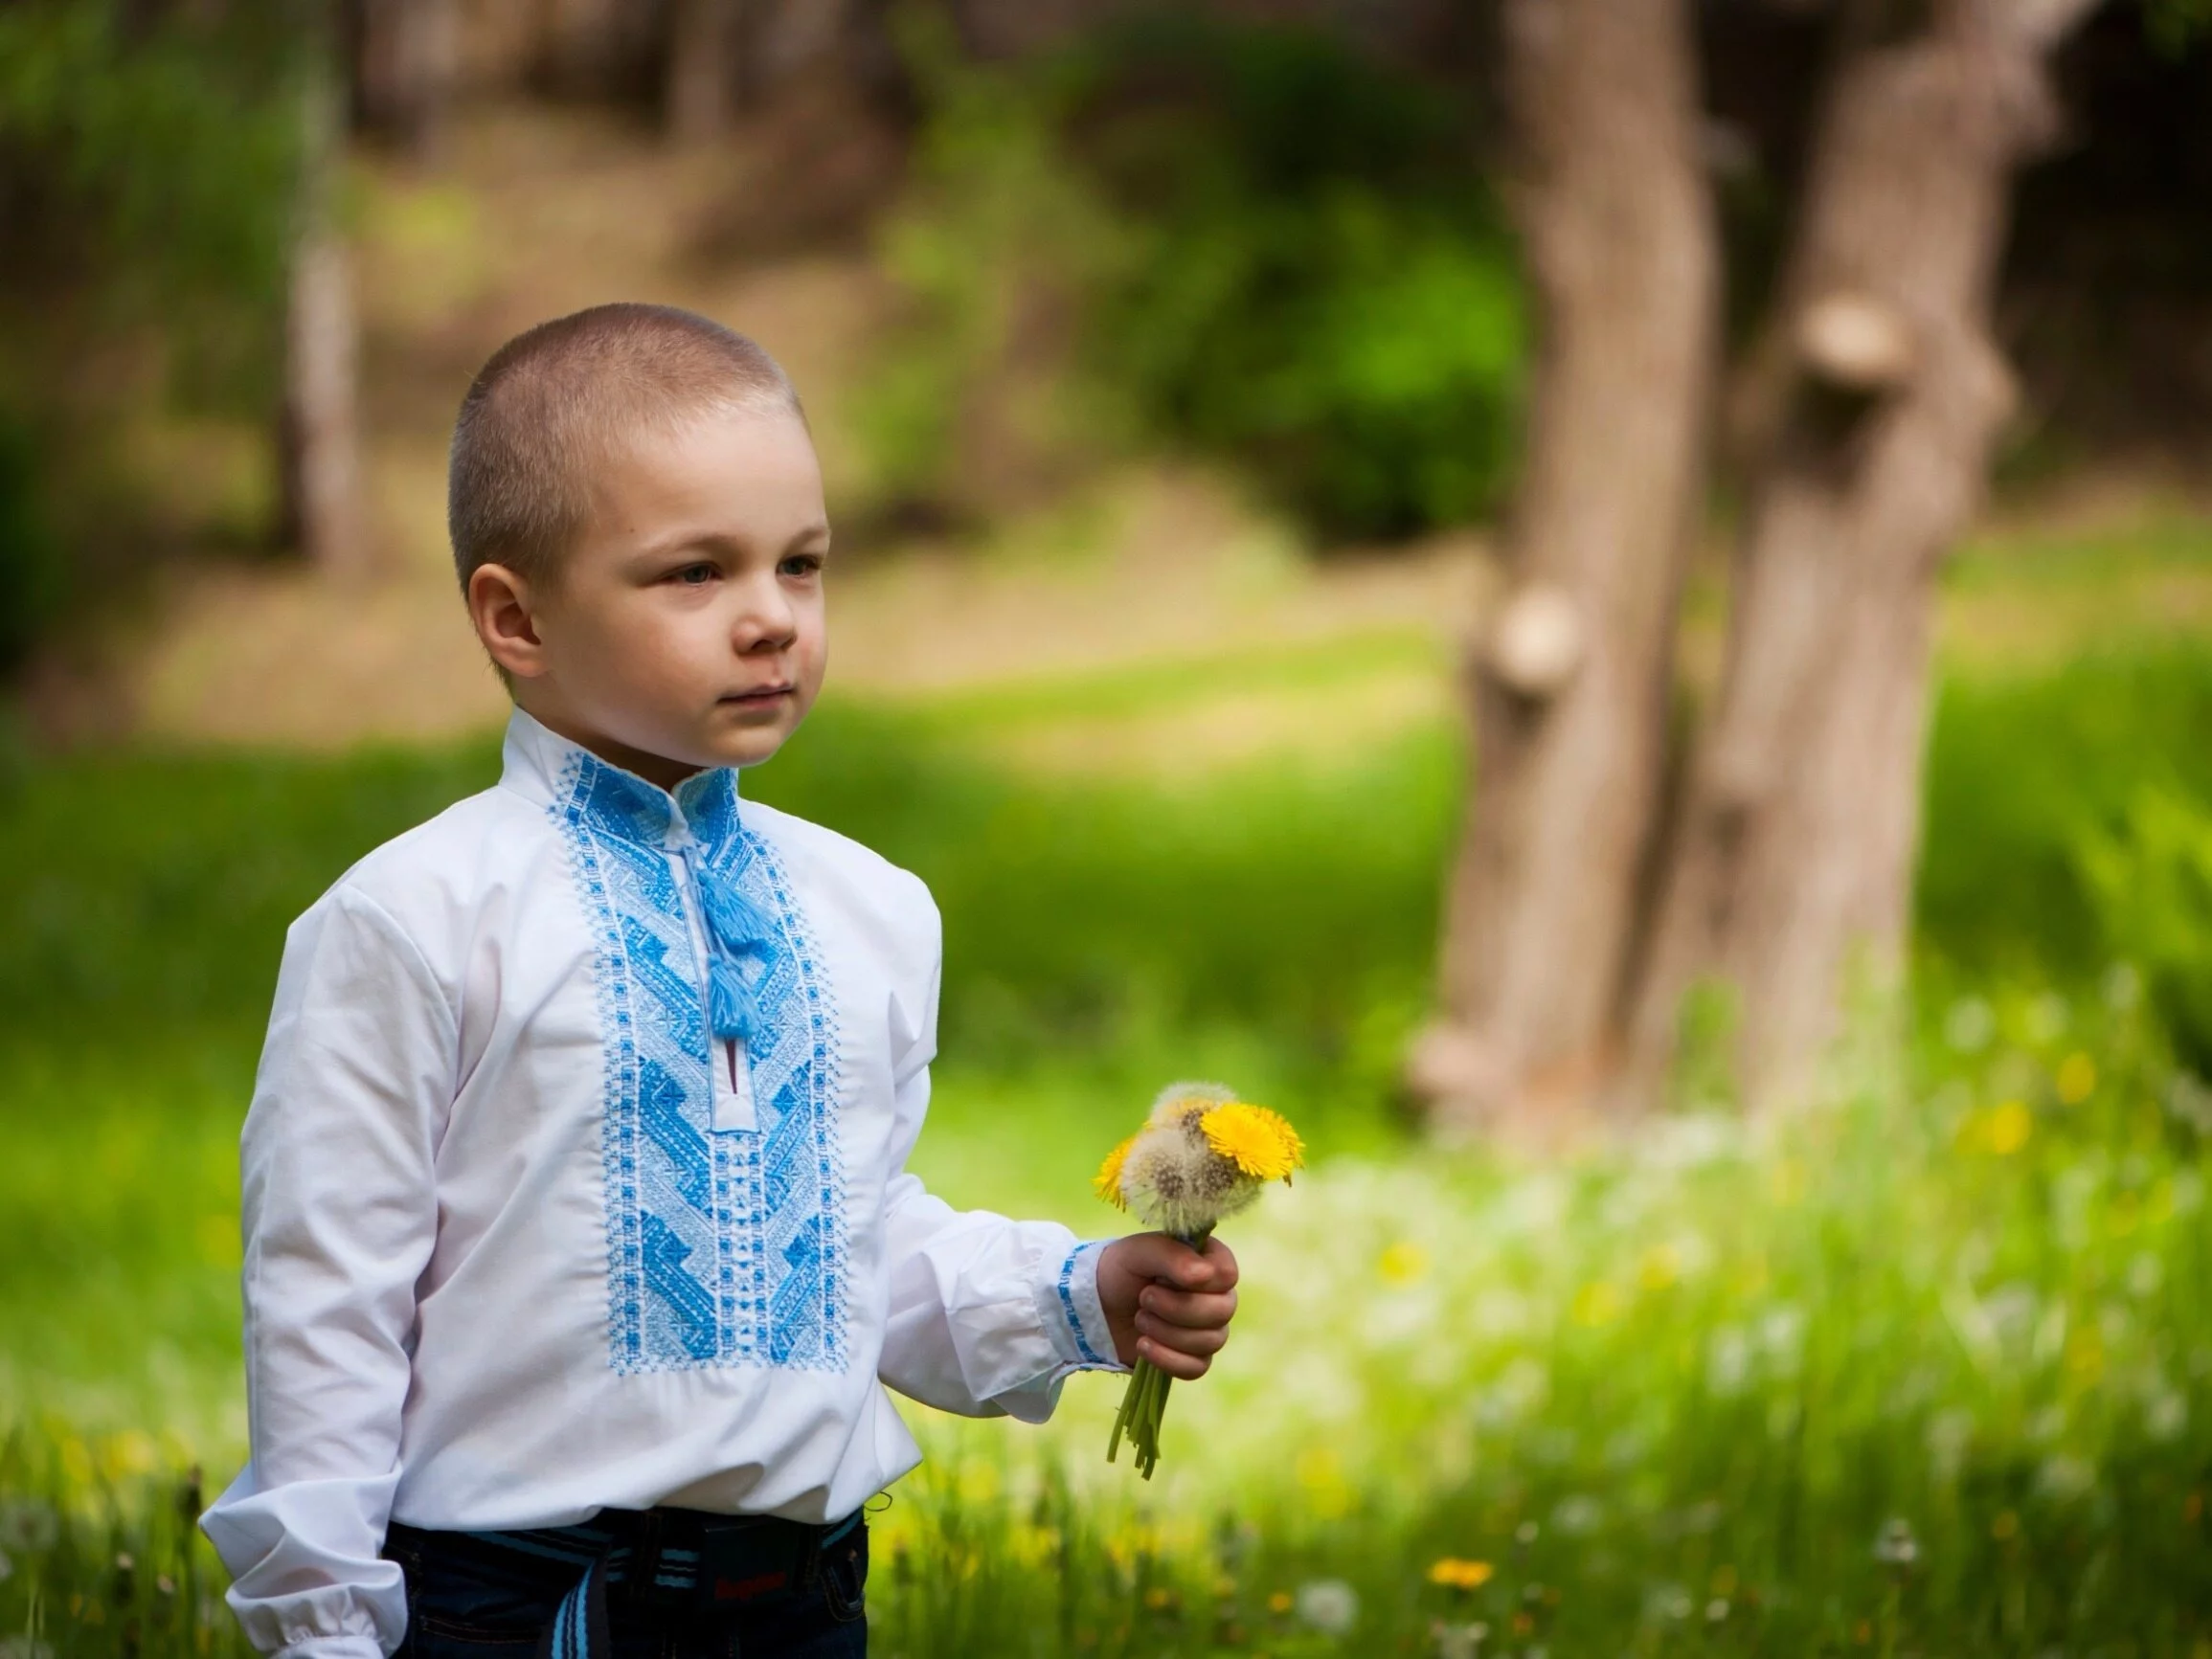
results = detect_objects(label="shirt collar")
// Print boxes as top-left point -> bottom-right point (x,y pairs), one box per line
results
500,706 -> 742,855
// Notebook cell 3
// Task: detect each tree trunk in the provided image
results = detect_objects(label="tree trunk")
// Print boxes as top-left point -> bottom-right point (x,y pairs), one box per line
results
1410,0 -> 1718,1132
279,27 -> 369,582
1625,0 -> 2103,1112
665,0 -> 748,141
350,0 -> 458,161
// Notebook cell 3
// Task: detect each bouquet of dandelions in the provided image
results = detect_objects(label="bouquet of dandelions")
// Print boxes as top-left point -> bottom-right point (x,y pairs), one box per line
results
1094,1081 -> 1305,1479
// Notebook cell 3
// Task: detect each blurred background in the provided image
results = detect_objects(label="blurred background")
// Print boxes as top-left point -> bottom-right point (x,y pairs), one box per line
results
2,1 -> 2210,1654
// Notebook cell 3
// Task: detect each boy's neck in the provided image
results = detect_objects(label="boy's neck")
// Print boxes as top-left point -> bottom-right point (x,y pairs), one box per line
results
518,701 -> 707,796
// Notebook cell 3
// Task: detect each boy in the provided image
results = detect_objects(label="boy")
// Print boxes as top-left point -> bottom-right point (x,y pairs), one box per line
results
201,303 -> 1240,1659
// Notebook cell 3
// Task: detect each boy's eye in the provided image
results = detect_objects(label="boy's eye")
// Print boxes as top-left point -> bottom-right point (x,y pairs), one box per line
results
673,564 -> 717,585
779,553 -> 824,577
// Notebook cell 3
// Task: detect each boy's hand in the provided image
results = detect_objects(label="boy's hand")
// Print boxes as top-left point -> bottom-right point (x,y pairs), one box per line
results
1095,1233 -> 1239,1379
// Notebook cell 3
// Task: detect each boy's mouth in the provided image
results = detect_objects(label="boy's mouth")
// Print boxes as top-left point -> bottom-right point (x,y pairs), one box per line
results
721,683 -> 795,706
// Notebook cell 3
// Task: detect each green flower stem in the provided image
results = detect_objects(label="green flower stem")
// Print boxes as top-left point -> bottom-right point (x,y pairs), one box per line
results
1106,1227 -> 1211,1480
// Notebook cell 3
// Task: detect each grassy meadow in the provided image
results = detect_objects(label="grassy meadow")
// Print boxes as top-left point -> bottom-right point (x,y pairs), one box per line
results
3,512 -> 2212,1656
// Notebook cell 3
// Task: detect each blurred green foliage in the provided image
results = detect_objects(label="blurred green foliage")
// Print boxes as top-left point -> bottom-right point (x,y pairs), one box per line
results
0,0 -> 304,680
2076,786 -> 2212,1077
1917,645 -> 2212,985
1070,15 -> 1523,541
0,1 -> 301,337
869,11 -> 1524,541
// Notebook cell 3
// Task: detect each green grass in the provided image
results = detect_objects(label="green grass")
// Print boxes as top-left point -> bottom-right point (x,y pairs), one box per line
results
3,607 -> 2212,1653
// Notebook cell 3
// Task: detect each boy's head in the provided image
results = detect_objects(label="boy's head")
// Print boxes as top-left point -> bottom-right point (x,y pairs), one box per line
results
451,303 -> 828,789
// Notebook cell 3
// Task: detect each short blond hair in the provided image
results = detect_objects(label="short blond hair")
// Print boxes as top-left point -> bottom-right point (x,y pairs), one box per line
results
448,303 -> 801,592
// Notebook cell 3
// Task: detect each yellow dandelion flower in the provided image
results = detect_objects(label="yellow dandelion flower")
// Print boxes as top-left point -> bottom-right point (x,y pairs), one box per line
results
1985,1099 -> 2032,1156
1199,1101 -> 1306,1182
1427,1558 -> 1494,1591
1094,1134 -> 1136,1209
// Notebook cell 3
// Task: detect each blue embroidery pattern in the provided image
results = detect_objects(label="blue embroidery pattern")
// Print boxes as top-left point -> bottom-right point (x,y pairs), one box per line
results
553,753 -> 846,1375
1055,1242 -> 1110,1365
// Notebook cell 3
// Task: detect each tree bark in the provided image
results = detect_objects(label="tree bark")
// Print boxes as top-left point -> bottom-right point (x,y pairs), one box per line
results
279,25 -> 369,582
665,0 -> 748,141
1410,0 -> 1718,1132
350,0 -> 458,161
1625,0 -> 2103,1111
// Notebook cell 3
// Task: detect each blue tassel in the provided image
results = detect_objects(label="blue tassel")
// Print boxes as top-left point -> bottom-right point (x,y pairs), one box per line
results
694,864 -> 778,1043
709,956 -> 758,1043
695,866 -> 777,957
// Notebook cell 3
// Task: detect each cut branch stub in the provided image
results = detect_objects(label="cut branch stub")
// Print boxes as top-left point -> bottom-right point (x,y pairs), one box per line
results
1484,582 -> 1587,699
1796,292 -> 1917,392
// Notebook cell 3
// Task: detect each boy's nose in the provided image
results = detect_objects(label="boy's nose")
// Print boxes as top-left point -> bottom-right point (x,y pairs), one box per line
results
732,578 -> 797,649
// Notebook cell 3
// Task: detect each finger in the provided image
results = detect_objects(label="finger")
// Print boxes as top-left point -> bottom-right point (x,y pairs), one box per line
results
1198,1236 -> 1240,1289
1150,1237 -> 1219,1290
1137,1287 -> 1237,1330
1117,1233 -> 1203,1287
1135,1315 -> 1228,1358
1136,1336 -> 1212,1380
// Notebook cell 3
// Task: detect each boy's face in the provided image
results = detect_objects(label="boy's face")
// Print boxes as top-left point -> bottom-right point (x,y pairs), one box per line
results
476,404 -> 830,789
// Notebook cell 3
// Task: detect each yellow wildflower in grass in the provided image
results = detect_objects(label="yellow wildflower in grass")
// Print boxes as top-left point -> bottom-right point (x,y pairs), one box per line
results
1985,1099 -> 2034,1155
1378,1240 -> 1429,1283
1571,1281 -> 1622,1327
2057,1051 -> 2097,1104
1428,1558 -> 1495,1591
1098,1081 -> 1307,1480
1638,1244 -> 1682,1291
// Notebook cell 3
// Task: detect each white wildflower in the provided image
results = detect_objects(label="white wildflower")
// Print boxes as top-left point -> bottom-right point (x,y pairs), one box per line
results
2036,1454 -> 2096,1503
0,1500 -> 57,1553
1707,1326 -> 1751,1397
1550,1495 -> 1604,1536
1873,1517 -> 1919,1567
1296,1579 -> 1360,1635
2144,1390 -> 2188,1442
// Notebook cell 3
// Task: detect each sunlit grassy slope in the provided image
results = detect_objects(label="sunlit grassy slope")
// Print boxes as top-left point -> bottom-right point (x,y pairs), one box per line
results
4,516 -> 2211,1654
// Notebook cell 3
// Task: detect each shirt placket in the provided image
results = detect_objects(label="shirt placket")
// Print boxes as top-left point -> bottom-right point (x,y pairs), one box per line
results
666,823 -> 759,1134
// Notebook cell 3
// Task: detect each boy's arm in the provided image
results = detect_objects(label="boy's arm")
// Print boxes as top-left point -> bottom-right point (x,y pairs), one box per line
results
873,901 -> 1129,1422
200,886 -> 453,1659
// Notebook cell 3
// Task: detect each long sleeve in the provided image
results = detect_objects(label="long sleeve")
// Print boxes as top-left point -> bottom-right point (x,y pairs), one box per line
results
201,886 -> 455,1659
873,900 -> 1126,1423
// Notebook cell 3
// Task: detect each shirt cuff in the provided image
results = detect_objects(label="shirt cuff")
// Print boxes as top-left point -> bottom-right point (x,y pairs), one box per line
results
1035,1238 -> 1129,1374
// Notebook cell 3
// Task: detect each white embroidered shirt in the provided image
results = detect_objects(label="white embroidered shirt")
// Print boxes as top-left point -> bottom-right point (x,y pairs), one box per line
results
200,709 -> 1126,1659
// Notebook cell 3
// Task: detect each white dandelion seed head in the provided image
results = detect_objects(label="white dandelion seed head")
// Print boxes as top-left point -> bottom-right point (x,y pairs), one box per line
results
1874,1517 -> 1920,1566
1146,1079 -> 1240,1128
1117,1090 -> 1265,1237
0,1500 -> 57,1553
1295,1578 -> 1360,1635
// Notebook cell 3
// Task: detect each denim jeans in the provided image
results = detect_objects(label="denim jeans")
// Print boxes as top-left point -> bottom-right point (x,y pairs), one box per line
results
382,1518 -> 869,1659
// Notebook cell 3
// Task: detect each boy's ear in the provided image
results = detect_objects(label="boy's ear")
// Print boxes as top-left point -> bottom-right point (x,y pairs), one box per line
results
467,563 -> 551,680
